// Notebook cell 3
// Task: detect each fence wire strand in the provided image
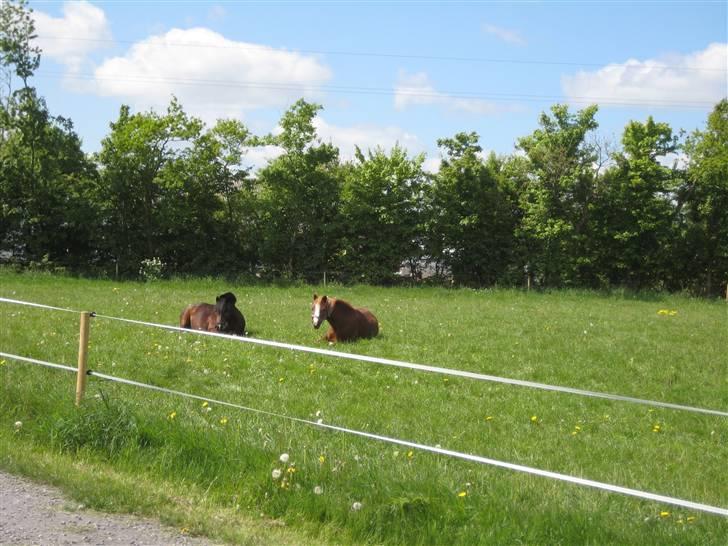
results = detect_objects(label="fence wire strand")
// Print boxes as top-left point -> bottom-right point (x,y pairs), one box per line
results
1,296 -> 727,417
1,350 -> 726,517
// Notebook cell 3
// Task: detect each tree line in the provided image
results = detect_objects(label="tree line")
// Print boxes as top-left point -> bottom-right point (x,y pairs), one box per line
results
1,0 -> 727,295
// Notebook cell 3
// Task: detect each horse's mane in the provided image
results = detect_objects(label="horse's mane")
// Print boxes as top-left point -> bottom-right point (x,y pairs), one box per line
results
330,297 -> 355,312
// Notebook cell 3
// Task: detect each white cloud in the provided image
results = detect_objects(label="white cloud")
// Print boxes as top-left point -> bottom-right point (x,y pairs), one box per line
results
482,23 -> 526,47
313,117 -> 422,160
422,157 -> 442,173
561,43 -> 728,108
394,70 -> 519,115
93,27 -> 332,117
244,144 -> 285,172
33,0 -> 112,73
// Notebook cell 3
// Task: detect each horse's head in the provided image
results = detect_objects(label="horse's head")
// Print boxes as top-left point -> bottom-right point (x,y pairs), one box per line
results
215,292 -> 237,330
312,294 -> 330,329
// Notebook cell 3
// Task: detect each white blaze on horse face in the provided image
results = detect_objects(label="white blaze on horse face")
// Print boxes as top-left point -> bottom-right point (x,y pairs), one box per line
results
313,302 -> 321,327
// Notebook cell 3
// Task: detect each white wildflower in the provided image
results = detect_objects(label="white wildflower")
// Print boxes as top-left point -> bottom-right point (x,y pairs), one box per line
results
279,453 -> 289,463
313,486 -> 323,495
271,468 -> 282,480
351,501 -> 363,511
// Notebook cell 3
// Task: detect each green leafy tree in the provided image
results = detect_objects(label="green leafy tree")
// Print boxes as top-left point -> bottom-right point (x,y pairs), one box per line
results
681,99 -> 728,296
426,132 -> 518,285
256,99 -> 341,280
338,145 -> 426,283
594,117 -> 679,289
516,104 -> 599,286
0,0 -> 98,270
95,98 -> 206,275
0,0 -> 40,103
160,118 -> 259,274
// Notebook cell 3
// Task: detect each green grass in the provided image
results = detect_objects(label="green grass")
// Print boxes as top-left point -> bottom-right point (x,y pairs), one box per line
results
1,270 -> 726,545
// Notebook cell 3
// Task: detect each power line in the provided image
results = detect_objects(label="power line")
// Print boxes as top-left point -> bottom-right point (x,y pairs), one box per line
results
35,35 -> 727,74
34,70 -> 718,109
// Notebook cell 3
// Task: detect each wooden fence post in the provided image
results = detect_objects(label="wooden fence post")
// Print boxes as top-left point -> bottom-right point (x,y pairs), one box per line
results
75,311 -> 91,406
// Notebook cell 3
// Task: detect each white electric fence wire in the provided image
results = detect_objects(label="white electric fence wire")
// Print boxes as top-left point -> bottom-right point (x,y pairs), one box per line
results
1,296 -> 727,418
1,350 -> 726,517
0,297 -> 79,315
0,351 -> 77,373
94,313 -> 728,418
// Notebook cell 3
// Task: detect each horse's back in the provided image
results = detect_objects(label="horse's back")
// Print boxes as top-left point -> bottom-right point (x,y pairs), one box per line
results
334,304 -> 378,341
180,303 -> 217,331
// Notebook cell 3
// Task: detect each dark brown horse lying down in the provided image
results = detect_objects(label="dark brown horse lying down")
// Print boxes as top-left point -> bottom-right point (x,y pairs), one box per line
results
311,294 -> 378,342
180,292 -> 245,336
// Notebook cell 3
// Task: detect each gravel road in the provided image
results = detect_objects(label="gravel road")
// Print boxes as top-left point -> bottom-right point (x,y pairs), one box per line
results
0,471 -> 219,546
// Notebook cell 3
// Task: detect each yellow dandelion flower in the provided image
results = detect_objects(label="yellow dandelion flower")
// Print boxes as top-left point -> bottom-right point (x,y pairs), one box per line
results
660,511 -> 670,518
407,450 -> 414,459
202,401 -> 209,408
278,377 -> 285,383
530,415 -> 539,423
652,424 -> 661,433
687,516 -> 696,523
168,411 -> 176,420
220,417 -> 228,425
574,425 -> 581,431
319,455 -> 325,464
458,491 -> 467,497
485,416 -> 493,421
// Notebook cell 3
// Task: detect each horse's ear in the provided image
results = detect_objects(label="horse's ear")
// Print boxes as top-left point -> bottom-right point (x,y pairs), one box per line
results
313,293 -> 318,301
321,295 -> 328,304
226,292 -> 237,304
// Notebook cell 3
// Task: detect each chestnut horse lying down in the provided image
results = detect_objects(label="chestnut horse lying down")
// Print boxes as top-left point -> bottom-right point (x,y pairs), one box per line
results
311,294 -> 378,342
180,292 -> 245,336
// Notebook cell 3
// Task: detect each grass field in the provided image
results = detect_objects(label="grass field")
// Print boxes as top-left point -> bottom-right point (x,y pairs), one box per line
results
1,270 -> 726,545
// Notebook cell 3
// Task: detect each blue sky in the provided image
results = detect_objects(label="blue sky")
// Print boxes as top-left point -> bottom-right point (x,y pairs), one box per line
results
28,0 -> 728,170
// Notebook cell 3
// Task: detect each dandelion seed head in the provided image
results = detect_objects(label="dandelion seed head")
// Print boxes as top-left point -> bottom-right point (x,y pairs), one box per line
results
351,501 -> 363,511
279,453 -> 289,463
271,468 -> 282,480
313,486 -> 323,495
